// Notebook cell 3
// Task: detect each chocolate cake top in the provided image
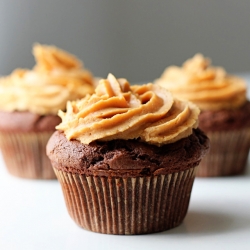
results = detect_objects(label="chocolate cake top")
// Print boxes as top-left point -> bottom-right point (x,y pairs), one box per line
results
199,100 -> 250,132
0,111 -> 61,132
46,128 -> 209,177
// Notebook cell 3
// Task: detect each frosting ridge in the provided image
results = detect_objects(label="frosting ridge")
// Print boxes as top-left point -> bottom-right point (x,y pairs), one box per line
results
154,54 -> 247,110
0,44 -> 94,114
57,74 -> 200,146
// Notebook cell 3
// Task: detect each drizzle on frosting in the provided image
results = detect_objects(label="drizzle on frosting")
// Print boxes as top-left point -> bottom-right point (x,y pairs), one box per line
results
0,44 -> 94,115
154,54 -> 247,111
56,74 -> 200,146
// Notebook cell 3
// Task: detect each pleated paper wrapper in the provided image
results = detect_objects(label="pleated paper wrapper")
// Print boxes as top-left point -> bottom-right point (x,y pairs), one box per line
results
54,167 -> 197,235
197,128 -> 250,177
0,132 -> 56,179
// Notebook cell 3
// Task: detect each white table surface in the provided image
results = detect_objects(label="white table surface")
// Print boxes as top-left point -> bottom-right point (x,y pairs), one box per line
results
0,76 -> 250,250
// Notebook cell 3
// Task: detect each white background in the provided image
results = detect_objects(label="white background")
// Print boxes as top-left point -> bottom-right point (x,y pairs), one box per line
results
0,78 -> 249,250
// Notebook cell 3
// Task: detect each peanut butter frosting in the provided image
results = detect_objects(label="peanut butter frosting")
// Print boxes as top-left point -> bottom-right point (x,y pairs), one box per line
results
56,74 -> 200,146
154,54 -> 247,111
0,44 -> 94,115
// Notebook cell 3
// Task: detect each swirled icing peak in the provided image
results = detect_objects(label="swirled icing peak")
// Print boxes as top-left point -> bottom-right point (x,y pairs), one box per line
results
154,54 -> 247,111
56,74 -> 200,146
0,44 -> 95,115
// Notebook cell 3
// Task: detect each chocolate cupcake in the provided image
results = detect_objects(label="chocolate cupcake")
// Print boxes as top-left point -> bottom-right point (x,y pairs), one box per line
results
0,44 -> 95,179
47,74 -> 209,234
155,54 -> 250,177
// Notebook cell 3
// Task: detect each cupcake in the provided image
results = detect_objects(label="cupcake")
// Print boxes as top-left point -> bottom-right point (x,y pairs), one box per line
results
0,44 -> 95,179
46,74 -> 209,234
155,54 -> 250,177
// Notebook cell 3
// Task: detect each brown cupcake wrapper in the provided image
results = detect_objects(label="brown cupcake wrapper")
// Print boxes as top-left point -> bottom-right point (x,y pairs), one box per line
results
197,128 -> 250,177
0,132 -> 56,179
54,167 -> 197,235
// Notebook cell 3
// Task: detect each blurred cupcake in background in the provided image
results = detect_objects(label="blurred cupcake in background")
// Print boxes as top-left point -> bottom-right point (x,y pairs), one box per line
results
155,54 -> 250,177
0,44 -> 95,179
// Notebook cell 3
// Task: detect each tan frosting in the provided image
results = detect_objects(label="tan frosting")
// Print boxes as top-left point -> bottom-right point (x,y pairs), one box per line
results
0,44 -> 94,115
56,74 -> 200,146
154,54 -> 247,111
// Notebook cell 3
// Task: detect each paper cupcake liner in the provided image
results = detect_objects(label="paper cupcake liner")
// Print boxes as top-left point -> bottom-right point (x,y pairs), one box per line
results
197,128 -> 250,177
54,167 -> 197,234
0,132 -> 56,179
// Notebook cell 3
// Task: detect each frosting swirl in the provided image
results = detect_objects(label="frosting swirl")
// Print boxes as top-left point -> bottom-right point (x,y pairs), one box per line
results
57,74 -> 200,146
0,44 -> 94,115
154,54 -> 247,111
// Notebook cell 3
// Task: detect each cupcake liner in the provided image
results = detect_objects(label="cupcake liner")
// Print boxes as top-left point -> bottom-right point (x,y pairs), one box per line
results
197,128 -> 250,177
0,132 -> 56,179
54,167 -> 197,235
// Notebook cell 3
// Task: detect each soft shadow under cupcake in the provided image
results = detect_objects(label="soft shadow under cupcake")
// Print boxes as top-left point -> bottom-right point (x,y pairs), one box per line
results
156,210 -> 250,236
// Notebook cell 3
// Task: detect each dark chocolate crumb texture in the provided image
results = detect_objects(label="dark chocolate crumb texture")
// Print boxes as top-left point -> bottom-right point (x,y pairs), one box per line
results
0,111 -> 61,132
199,101 -> 250,132
47,128 -> 209,178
